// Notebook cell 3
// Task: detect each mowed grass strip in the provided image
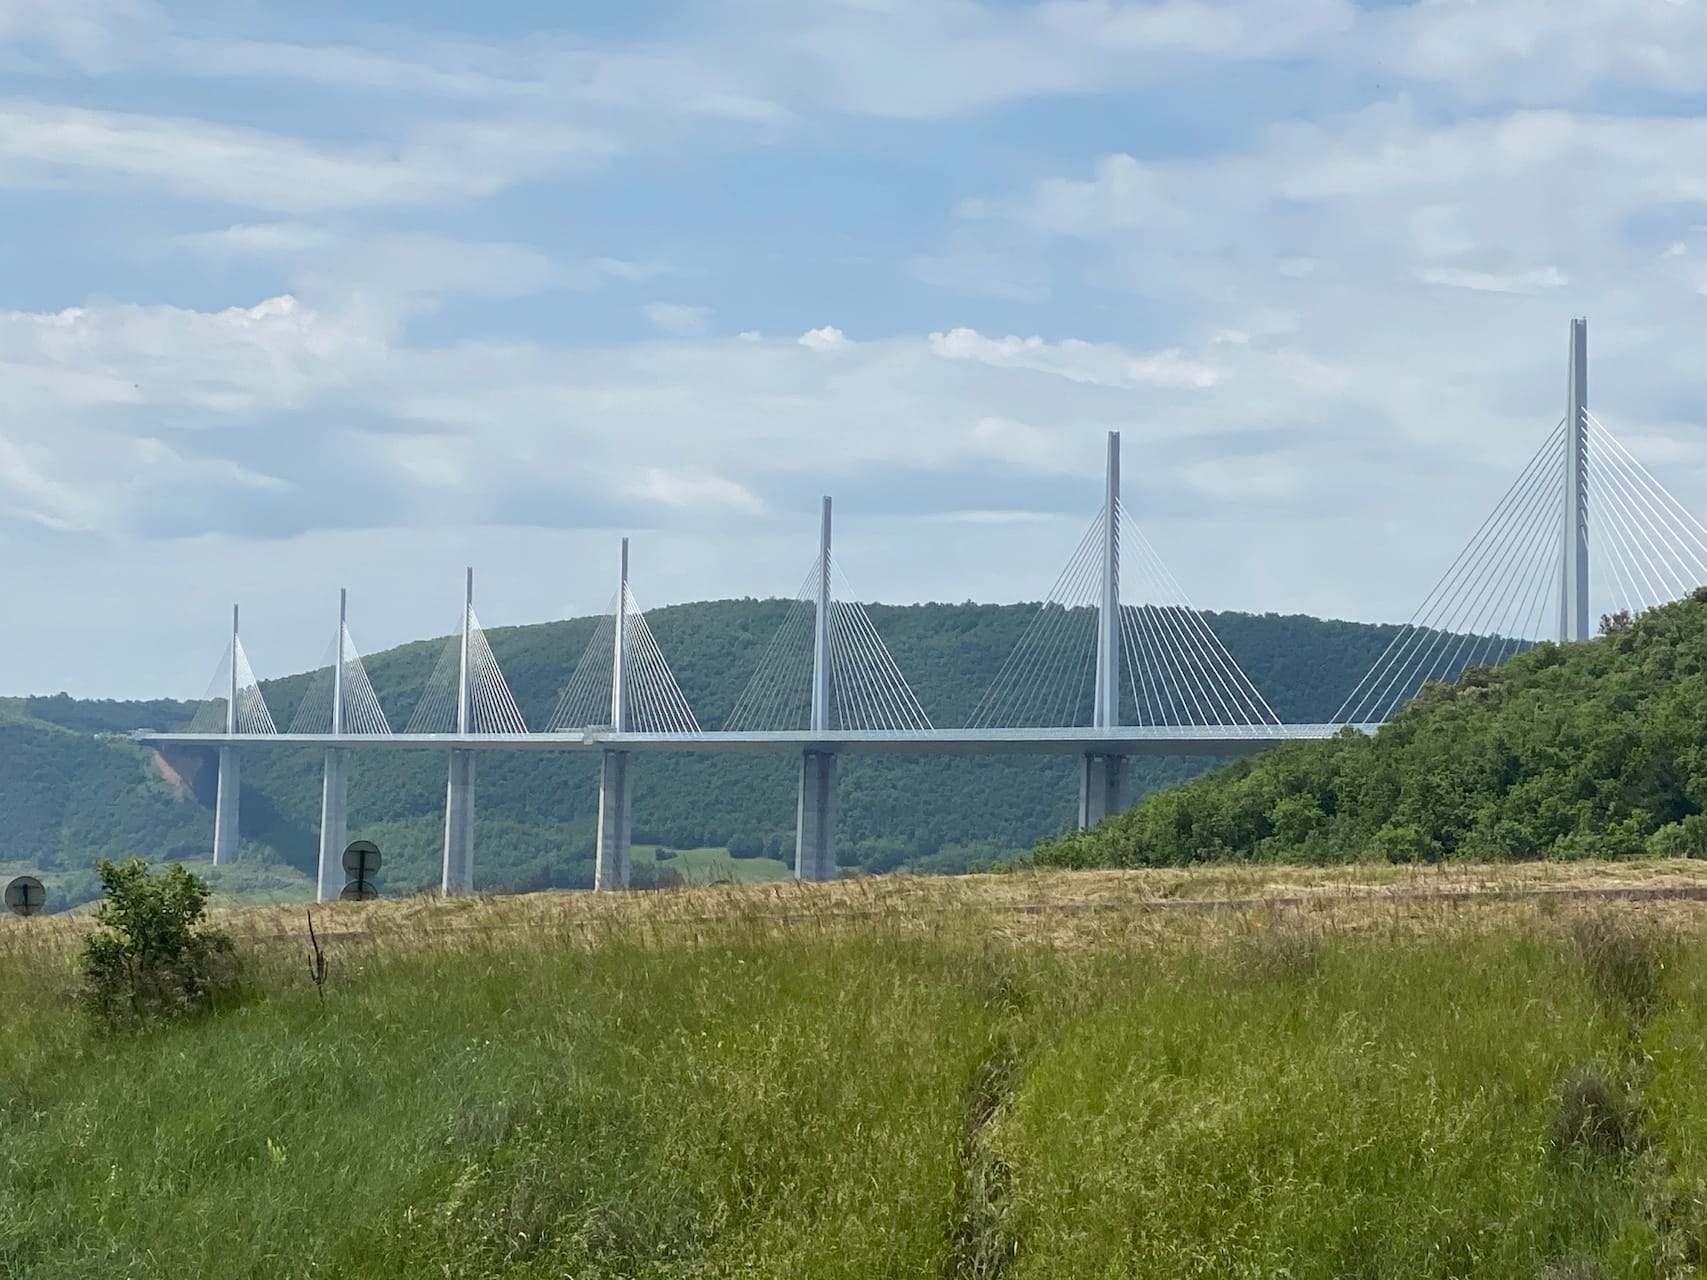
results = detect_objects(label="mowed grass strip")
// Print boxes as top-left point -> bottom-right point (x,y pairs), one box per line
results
2,880 -> 1707,1277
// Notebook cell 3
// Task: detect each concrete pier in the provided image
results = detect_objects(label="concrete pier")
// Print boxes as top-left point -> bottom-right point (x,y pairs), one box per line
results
212,745 -> 240,864
442,749 -> 475,894
316,747 -> 349,901
795,749 -> 838,881
1077,752 -> 1127,830
594,748 -> 632,890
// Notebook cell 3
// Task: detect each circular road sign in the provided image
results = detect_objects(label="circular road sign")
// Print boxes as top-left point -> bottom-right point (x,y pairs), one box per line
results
341,840 -> 381,881
4,875 -> 46,918
338,879 -> 379,902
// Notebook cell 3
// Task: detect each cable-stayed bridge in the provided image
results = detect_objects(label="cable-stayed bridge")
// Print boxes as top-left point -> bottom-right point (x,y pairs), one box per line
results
142,318 -> 1707,897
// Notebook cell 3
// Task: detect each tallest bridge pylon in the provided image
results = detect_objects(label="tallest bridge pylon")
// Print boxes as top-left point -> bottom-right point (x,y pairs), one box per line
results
1339,314 -> 1707,725
1562,316 -> 1590,644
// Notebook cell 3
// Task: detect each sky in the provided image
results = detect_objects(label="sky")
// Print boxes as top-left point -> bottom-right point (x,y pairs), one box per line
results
6,0 -> 1707,700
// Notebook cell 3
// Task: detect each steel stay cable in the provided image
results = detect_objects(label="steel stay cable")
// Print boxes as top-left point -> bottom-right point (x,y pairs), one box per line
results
1433,438 -> 1570,683
1336,419 -> 1566,721
829,571 -> 911,731
631,609 -> 700,733
1590,459 -> 1678,608
548,593 -> 618,730
971,515 -> 1103,727
1586,431 -> 1699,596
742,597 -> 815,731
1343,424 -> 1564,722
1119,536 -> 1223,726
1116,518 -> 1220,726
1588,412 -> 1707,561
1121,602 -> 1169,725
726,567 -> 817,730
1121,508 -> 1279,727
1589,421 -> 1707,588
1356,424 -> 1563,714
973,511 -> 1103,727
832,570 -> 933,730
828,599 -> 878,731
724,573 -> 810,729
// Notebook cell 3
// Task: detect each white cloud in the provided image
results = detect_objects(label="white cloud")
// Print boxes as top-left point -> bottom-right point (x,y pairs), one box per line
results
798,325 -> 849,350
1415,265 -> 1569,293
627,467 -> 764,513
929,328 -> 1220,388
774,0 -> 1358,118
643,302 -> 713,335
0,99 -> 620,212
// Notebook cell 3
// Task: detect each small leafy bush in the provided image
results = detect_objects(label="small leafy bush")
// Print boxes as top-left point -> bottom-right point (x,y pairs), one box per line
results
78,858 -> 238,1029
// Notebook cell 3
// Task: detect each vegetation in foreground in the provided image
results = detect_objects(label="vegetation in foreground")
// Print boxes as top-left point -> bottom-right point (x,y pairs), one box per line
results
4,868 -> 1707,1278
1038,592 -> 1707,870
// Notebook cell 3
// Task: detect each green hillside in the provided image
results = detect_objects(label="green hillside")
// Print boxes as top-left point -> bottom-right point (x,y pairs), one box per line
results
4,600 -> 1406,904
1037,592 -> 1707,869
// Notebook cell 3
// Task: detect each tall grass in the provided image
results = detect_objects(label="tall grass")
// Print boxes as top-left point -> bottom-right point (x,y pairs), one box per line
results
2,877 -> 1706,1278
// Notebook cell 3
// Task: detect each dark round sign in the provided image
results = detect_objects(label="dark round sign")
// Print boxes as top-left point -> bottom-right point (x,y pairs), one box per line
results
338,879 -> 379,902
4,875 -> 46,918
341,840 -> 381,881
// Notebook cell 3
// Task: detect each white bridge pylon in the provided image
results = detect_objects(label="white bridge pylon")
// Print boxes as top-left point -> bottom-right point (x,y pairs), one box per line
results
548,538 -> 700,735
968,431 -> 1281,734
289,589 -> 392,736
187,605 -> 277,737
406,569 -> 527,735
724,498 -> 933,735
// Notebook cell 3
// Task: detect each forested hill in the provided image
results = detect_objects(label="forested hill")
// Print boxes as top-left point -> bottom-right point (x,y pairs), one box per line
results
3,600 -> 1405,903
1036,592 -> 1707,870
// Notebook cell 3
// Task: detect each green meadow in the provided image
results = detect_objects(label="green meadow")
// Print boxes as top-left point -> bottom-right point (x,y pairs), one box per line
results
3,869 -> 1706,1278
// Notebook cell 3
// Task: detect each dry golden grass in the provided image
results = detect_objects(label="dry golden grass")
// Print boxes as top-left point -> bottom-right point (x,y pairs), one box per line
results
10,858 -> 1706,970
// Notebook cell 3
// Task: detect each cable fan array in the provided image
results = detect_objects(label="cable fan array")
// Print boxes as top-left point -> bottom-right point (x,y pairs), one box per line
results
1336,422 -> 1566,726
1583,411 -> 1707,616
187,635 -> 278,734
1338,408 -> 1707,726
288,623 -> 392,735
724,559 -> 932,733
967,501 -> 1280,730
546,585 -> 700,734
404,606 -> 527,734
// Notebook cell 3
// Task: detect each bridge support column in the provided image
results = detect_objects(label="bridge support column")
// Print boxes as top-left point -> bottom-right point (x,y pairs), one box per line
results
212,745 -> 240,865
1077,753 -> 1127,830
595,749 -> 632,891
316,747 -> 349,902
442,749 -> 475,895
796,750 -> 838,882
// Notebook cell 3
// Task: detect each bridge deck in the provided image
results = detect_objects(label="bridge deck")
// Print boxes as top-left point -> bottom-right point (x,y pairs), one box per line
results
139,725 -> 1369,757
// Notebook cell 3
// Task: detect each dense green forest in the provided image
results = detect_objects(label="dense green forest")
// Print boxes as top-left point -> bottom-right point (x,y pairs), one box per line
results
2,600 -> 1405,902
1037,593 -> 1707,869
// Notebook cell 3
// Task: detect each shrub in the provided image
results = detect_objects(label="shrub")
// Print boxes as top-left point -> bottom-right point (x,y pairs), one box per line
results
78,858 -> 238,1029
1646,813 -> 1707,858
1548,1065 -> 1640,1160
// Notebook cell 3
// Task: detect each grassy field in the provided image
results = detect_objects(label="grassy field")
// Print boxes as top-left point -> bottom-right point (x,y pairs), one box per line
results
637,843 -> 792,885
5,862 -> 1707,1278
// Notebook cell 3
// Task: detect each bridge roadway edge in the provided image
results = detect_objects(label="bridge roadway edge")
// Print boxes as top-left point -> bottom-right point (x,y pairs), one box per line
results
141,725 -> 1369,758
